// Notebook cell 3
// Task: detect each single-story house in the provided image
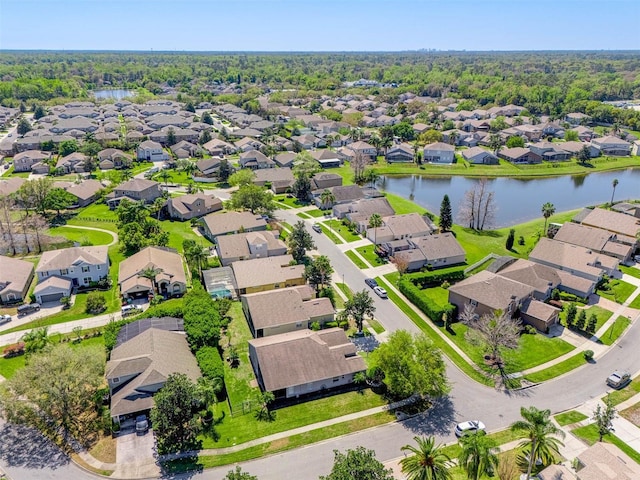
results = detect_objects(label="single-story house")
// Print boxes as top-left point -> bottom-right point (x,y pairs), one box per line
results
56,179 -> 103,208
528,142 -> 572,161
311,172 -> 342,190
579,207 -> 640,239
0,256 -> 35,304
498,147 -> 542,164
423,142 -> 455,164
196,157 -> 223,178
242,285 -> 334,337
313,185 -> 365,209
253,167 -> 295,194
106,326 -> 200,424
232,254 -> 305,295
166,193 -> 223,221
248,328 -> 366,399
553,222 -> 634,263
385,143 -> 414,163
201,211 -> 267,242
274,152 -> 297,168
216,231 -> 287,267
310,149 -> 342,168
118,246 -> 187,299
591,135 -> 631,156
0,177 -> 26,197
366,213 -> 436,244
461,147 -> 498,164
394,233 -> 465,271
239,150 -> 275,169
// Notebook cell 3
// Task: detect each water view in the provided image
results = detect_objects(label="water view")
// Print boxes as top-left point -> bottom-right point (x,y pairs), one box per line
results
92,89 -> 136,100
379,168 -> 640,228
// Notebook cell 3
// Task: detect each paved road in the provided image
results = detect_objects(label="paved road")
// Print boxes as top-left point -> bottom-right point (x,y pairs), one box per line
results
1,206 -> 639,479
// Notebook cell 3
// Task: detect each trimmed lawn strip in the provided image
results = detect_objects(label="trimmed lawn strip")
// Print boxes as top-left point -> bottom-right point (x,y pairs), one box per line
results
599,316 -> 631,346
572,423 -> 640,465
274,196 -> 310,209
607,376 -> 640,406
442,428 -> 526,459
628,295 -> 640,310
335,282 -> 353,300
296,212 -> 312,219
46,226 -> 114,246
366,318 -> 385,334
620,265 -> 640,280
375,276 -> 493,386
554,410 -> 588,426
383,193 -> 428,215
562,305 -> 613,333
345,250 -> 369,269
355,245 -> 387,267
319,224 -> 343,244
304,208 -> 327,218
524,353 -> 588,384
597,279 -> 636,304
325,220 -> 361,242
621,402 -> 640,427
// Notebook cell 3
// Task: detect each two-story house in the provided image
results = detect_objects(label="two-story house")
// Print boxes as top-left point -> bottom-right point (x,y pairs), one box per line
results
136,140 -> 168,161
106,178 -> 162,209
166,193 -> 223,221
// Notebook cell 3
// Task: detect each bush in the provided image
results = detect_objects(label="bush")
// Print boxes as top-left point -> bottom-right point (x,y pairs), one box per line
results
3,342 -> 25,358
86,291 -> 107,314
139,299 -> 184,319
551,289 -> 561,301
196,346 -> 225,381
405,268 -> 466,288
183,287 -> 225,351
583,350 -> 594,361
559,292 -> 587,304
398,277 -> 456,325
523,325 -> 537,335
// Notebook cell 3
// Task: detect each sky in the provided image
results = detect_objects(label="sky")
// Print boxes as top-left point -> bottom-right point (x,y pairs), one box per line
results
1,0 -> 639,52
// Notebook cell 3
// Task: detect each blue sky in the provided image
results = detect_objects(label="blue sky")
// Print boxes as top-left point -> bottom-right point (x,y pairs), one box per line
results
1,0 -> 639,51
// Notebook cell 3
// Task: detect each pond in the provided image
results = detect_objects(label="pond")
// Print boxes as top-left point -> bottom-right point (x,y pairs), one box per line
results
379,168 -> 640,228
92,89 -> 136,100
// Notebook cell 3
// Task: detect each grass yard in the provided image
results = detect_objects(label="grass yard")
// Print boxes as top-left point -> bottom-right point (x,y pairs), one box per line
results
524,353 -> 589,383
318,224 -> 343,244
620,265 -> 640,280
628,295 -> 640,310
335,282 -> 353,300
296,212 -> 312,219
355,245 -> 387,267
151,170 -> 193,185
47,226 -> 114,246
422,286 -> 450,308
74,203 -> 118,223
345,250 -> 369,269
158,219 -> 213,253
554,410 -> 588,426
621,402 -> 640,428
572,423 -> 640,465
607,375 -> 640,406
598,316 -> 631,345
597,278 -> 636,304
561,305 -> 613,332
324,219 -> 361,242
274,195 -> 311,209
366,318 -> 385,334
304,208 -> 327,218
383,192 -> 428,215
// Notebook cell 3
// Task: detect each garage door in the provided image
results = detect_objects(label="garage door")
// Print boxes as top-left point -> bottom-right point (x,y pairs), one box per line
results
40,293 -> 64,303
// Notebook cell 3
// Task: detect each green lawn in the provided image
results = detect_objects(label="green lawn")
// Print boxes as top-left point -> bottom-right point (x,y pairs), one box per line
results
524,353 -> 589,383
561,305 -> 613,332
151,170 -> 193,185
318,224 -> 343,244
158,219 -> 213,253
383,192 -> 428,215
345,250 -> 369,269
628,295 -> 640,309
607,376 -> 640,406
47,226 -> 114,246
572,423 -> 640,465
335,282 -> 353,300
599,316 -> 631,345
421,286 -> 450,308
366,318 -> 385,334
274,195 -> 310,209
554,410 -> 588,426
355,245 -> 387,267
620,265 -> 640,280
304,208 -> 327,218
75,203 -> 118,222
597,278 -> 637,304
324,220 -> 361,242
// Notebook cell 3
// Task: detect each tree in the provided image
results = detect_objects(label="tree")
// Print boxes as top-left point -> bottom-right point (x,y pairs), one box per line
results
363,168 -> 380,188
17,117 -> 32,135
565,130 -> 579,141
577,145 -> 591,164
151,373 -> 201,454
58,139 -> 79,157
510,406 -> 565,480
17,177 -> 53,215
459,178 -> 495,231
166,127 -> 177,146
201,111 -> 214,125
490,116 -> 508,132
458,431 -> 498,480
304,255 -> 334,293
229,184 -> 275,215
586,313 -> 598,335
320,446 -> 394,480
400,436 -> 452,480
199,129 -> 212,145
183,239 -> 209,279
593,394 -> 617,442
506,135 -> 525,148
351,152 -> 368,184
340,289 -> 375,333
541,202 -> 555,237
575,309 -> 587,331
287,220 -> 315,263
20,326 -> 51,357
505,228 -> 515,250
0,195 -> 18,255
370,330 -> 449,399
44,188 -> 76,215
86,291 -> 107,314
255,391 -> 275,422
368,213 -> 383,244
496,453 -> 519,480
419,129 -> 443,145
320,189 -> 336,209
138,266 -> 163,295
439,195 -> 452,232
292,150 -> 320,178
610,178 -> 619,206
488,134 -> 503,155
159,169 -> 171,186
565,303 -> 577,328
228,169 -> 256,187
223,466 -> 258,480
0,344 -> 105,444
291,173 -> 312,202
33,105 -> 46,119
460,306 -> 521,365
218,159 -> 233,182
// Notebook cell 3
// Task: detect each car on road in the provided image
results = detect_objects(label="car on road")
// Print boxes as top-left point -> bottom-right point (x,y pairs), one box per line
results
365,278 -> 378,289
312,224 -> 322,233
17,303 -> 40,316
121,304 -> 143,317
606,371 -> 631,389
455,420 -> 486,437
0,314 -> 11,325
373,286 -> 388,298
135,415 -> 149,434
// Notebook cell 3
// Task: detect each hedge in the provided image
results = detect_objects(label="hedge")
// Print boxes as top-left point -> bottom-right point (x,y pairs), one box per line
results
398,277 -> 456,325
196,346 -> 225,381
405,267 -> 466,288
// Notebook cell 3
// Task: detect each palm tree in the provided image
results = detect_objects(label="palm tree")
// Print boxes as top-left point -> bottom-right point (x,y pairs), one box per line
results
159,169 -> 171,186
401,436 -> 452,480
138,266 -> 163,295
368,213 -> 383,245
541,202 -> 555,237
186,181 -> 204,194
458,431 -> 499,480
610,178 -> 619,207
320,189 -> 336,210
21,326 -> 51,357
510,406 -> 565,480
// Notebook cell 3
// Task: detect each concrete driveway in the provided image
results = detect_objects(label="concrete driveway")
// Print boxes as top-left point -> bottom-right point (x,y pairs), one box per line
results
112,429 -> 159,479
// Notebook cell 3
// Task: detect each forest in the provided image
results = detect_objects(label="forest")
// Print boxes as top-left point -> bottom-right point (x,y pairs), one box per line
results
1,50 -> 639,128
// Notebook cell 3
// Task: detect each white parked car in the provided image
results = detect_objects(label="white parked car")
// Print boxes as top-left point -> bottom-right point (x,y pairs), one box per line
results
0,314 -> 11,325
373,286 -> 388,298
121,304 -> 143,317
455,420 -> 486,437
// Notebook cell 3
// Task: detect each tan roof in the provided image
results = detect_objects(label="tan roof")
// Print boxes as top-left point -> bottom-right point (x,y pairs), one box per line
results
0,256 -> 34,296
34,275 -> 72,294
554,222 -> 616,252
410,233 -> 465,262
0,177 -> 26,197
529,238 -> 618,278
576,442 -> 640,480
537,464 -> 575,480
63,180 -> 103,201
232,255 -> 305,290
242,287 -> 334,330
522,299 -> 560,322
449,270 -> 533,311
497,259 -> 594,297
249,328 -> 366,391
118,246 -> 186,289
380,213 -> 434,237
36,246 -> 108,273
424,142 -> 455,151
115,178 -> 159,193
168,193 -> 222,216
217,231 -> 286,262
253,167 -> 295,184
581,207 -> 640,238
106,327 -> 200,417
202,211 -> 267,238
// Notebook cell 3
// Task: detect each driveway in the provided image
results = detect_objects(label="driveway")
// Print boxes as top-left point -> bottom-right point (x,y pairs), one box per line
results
113,429 -> 159,479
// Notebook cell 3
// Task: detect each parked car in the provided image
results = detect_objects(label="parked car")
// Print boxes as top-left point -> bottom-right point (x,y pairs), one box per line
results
312,224 -> 322,233
364,278 -> 378,289
606,371 -> 631,389
373,286 -> 388,298
17,303 -> 40,316
455,420 -> 486,437
121,304 -> 143,317
135,415 -> 149,434
0,314 -> 11,325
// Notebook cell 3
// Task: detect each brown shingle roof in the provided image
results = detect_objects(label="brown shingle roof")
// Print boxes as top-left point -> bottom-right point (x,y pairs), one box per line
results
581,207 -> 640,238
36,246 -> 108,273
0,256 -> 34,297
232,255 -> 304,290
449,270 -> 533,311
118,246 -> 186,289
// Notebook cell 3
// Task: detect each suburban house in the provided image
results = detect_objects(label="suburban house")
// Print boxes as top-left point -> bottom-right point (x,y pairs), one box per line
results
239,150 -> 275,169
196,157 -> 223,178
346,141 -> 377,161
578,207 -> 640,239
166,193 -> 223,221
313,185 -> 365,209
498,147 -> 542,164
560,141 -> 600,158
201,211 -> 267,242
241,285 -> 334,337
248,328 -> 366,399
553,222 -> 635,263
106,178 -> 162,209
98,148 -> 132,170
0,256 -> 34,304
13,150 -> 51,172
232,254 -> 305,295
366,213 -> 436,244
423,142 -> 455,164
448,270 -> 560,331
274,152 -> 297,168
335,197 -> 396,231
170,140 -> 201,159
136,140 -> 168,161
310,149 -> 342,168
461,147 -> 499,165
591,135 -> 632,156
56,152 -> 87,173
393,233 -> 466,271
34,246 -> 109,303
58,180 -> 103,208
0,177 -> 26,197
106,325 -> 200,424
118,246 -> 187,300
528,142 -> 572,161
565,112 -> 591,125
253,167 -> 295,194
216,231 -> 287,266
385,143 -> 414,163
529,238 -> 619,282
311,172 -> 342,190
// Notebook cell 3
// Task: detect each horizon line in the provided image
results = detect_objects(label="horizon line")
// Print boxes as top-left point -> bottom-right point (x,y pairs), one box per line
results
1,49 -> 640,54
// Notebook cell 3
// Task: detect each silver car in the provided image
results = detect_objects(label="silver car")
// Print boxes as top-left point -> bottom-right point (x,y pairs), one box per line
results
606,371 -> 631,389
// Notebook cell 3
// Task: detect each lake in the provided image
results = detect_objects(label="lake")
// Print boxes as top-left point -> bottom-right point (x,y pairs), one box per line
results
379,168 -> 640,228
92,89 -> 136,100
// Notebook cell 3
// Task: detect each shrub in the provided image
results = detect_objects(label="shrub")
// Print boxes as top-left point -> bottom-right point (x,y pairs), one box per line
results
196,346 -> 225,381
86,291 -> 107,314
3,342 -> 25,358
398,277 -> 456,325
583,350 -> 594,361
551,289 -> 560,301
405,267 -> 466,289
518,235 -> 525,246
523,325 -> 537,335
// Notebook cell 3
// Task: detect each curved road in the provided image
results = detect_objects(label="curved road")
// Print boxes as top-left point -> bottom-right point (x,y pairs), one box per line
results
1,207 -> 639,480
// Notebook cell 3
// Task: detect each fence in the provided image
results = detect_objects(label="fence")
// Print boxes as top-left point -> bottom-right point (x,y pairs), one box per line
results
228,398 -> 258,418
464,253 -> 499,275
76,216 -> 117,223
